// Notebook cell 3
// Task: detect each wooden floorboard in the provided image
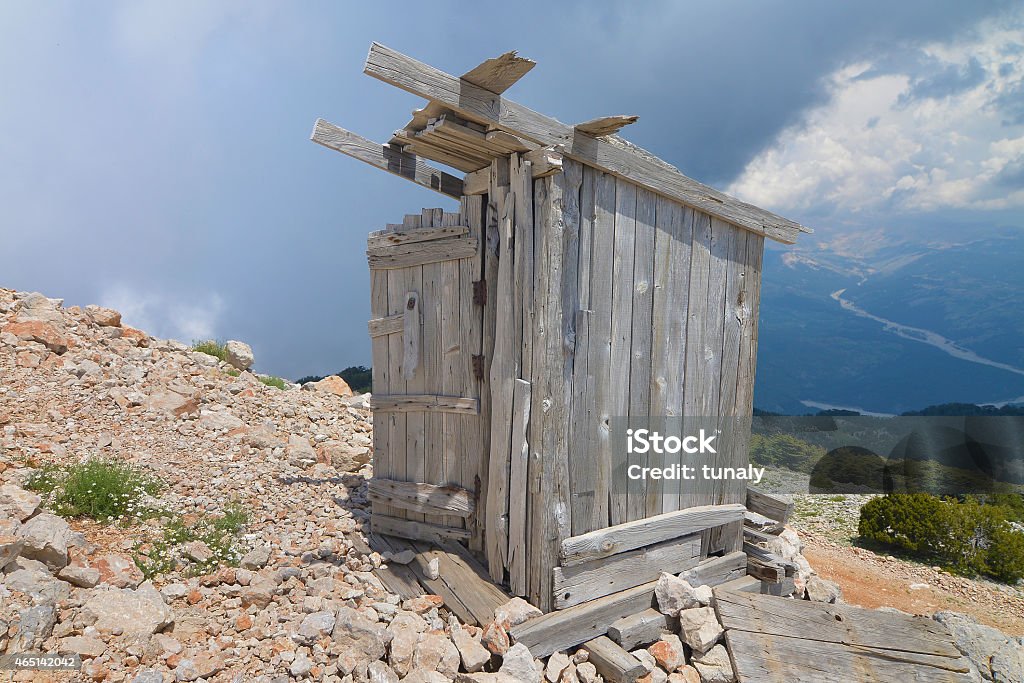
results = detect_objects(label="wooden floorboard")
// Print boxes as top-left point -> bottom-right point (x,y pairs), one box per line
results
716,590 -> 973,683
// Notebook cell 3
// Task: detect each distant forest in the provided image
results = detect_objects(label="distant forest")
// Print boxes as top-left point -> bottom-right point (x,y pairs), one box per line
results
296,366 -> 372,394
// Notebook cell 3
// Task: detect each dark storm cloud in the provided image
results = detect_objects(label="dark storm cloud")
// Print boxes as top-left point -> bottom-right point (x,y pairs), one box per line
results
0,1 -> 1016,380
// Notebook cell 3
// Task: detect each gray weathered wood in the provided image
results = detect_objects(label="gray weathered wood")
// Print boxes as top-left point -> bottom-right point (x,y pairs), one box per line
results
462,167 -> 489,195
714,574 -> 762,593
607,608 -> 676,651
746,487 -> 794,524
509,579 -> 657,658
553,534 -> 700,609
461,195 -> 486,552
677,550 -> 749,588
402,291 -> 420,380
507,378 -> 532,597
522,146 -> 563,177
583,636 -> 648,683
575,115 -> 639,137
367,479 -> 474,518
371,514 -> 471,544
371,394 -> 479,414
560,503 -> 745,566
311,119 -> 463,198
715,589 -> 964,657
745,510 -> 785,534
367,236 -> 479,269
460,50 -> 536,94
362,43 -> 809,243
366,225 -> 468,249
366,534 -> 424,600
368,313 -> 404,338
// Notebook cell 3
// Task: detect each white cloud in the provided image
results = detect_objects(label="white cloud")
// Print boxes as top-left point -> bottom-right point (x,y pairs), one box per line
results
727,10 -> 1024,216
99,283 -> 225,343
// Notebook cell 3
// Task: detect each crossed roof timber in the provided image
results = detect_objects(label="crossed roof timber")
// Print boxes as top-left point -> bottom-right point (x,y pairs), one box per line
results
311,43 -> 810,243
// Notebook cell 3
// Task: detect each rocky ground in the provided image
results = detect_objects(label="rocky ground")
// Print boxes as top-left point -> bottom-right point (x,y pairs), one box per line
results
1,287 -> 1021,683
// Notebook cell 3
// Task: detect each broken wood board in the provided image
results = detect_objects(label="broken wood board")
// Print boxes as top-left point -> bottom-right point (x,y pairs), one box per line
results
460,50 -> 536,94
366,479 -> 475,518
560,503 -> 744,566
714,590 -> 966,659
371,514 -> 471,544
363,533 -> 424,601
607,608 -> 676,651
553,534 -> 700,609
370,394 -> 479,415
409,540 -> 511,626
746,487 -> 794,524
366,225 -> 469,249
677,551 -> 748,588
575,115 -> 639,137
367,314 -> 403,337
583,636 -> 647,683
366,236 -> 479,269
509,580 -> 658,658
725,629 -> 973,683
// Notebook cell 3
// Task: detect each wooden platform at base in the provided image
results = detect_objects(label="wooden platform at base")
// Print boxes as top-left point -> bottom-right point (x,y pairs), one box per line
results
364,532 -> 511,626
714,589 -> 974,682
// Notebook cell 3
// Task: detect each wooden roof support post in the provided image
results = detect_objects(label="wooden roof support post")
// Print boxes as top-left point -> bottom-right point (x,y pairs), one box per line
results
310,119 -> 464,199
363,42 -> 811,243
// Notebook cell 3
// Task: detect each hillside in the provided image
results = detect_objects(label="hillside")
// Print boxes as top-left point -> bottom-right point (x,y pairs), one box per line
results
1,287 -> 1022,682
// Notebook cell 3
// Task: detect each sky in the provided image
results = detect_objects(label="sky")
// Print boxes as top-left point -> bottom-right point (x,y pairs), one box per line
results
1,1 -> 1022,381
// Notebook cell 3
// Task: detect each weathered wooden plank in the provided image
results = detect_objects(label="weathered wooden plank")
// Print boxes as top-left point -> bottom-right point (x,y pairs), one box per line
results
366,479 -> 474,518
311,119 -> 463,198
714,574 -> 762,593
560,503 -> 745,566
575,115 -> 639,137
460,50 -> 536,94
369,265 -> 397,521
463,167 -> 489,195
609,178 -> 636,526
746,556 -> 784,583
507,378 -> 532,597
461,195 -> 486,552
368,313 -> 404,338
714,590 -> 964,658
410,541 -> 510,626
366,236 -> 479,269
420,209 -> 444,532
585,171 -> 616,535
366,225 -> 469,249
681,210 -> 711,512
583,636 -> 647,683
651,201 -> 692,514
607,608 -> 676,652
677,550 -> 749,588
553,534 -> 700,609
745,510 -> 785,534
486,156 -> 516,581
366,534 -> 424,600
371,394 -> 479,414
725,629 -> 973,683
384,536 -> 476,625
371,514 -> 471,544
362,44 -> 809,243
746,487 -> 794,524
510,579 -> 658,658
523,146 -> 564,177
401,291 -> 420,380
627,187 -> 656,523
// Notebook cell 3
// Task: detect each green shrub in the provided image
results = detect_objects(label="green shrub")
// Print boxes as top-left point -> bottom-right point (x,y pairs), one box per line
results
24,459 -> 164,522
258,375 -> 287,390
225,368 -> 240,377
191,339 -> 228,362
859,493 -> 1024,583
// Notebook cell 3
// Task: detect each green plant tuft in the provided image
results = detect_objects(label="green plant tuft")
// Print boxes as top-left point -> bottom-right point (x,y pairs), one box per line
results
134,504 -> 250,579
191,339 -> 228,362
258,375 -> 287,390
24,459 -> 164,523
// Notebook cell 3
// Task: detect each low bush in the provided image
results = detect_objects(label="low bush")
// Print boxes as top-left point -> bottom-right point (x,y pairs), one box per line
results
258,375 -> 287,390
191,339 -> 228,362
859,493 -> 1024,583
24,458 -> 164,522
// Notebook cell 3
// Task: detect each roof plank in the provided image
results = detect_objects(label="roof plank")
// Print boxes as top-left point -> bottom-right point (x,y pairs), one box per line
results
575,115 -> 639,137
460,50 -> 536,94
363,42 -> 810,243
311,119 -> 463,198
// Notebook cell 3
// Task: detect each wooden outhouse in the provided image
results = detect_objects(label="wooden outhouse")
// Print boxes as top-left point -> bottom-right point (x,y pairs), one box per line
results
312,44 -> 810,612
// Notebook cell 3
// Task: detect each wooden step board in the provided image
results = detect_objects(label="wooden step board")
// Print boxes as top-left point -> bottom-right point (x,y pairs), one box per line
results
370,534 -> 510,626
714,589 -> 974,682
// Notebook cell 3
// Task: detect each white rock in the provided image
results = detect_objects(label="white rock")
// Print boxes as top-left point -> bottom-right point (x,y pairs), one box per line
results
691,644 -> 735,683
224,340 -> 254,371
500,642 -> 541,683
677,607 -> 723,654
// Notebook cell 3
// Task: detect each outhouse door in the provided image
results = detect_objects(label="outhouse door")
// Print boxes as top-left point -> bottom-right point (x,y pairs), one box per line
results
366,202 -> 488,548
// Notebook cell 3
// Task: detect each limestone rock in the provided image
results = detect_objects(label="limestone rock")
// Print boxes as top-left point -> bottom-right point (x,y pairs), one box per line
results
333,606 -> 390,666
804,575 -> 842,603
81,584 -> 173,638
412,631 -> 461,678
670,665 -> 702,683
481,619 -> 510,655
649,633 -> 686,672
545,651 -> 571,682
224,340 -> 254,370
3,565 -> 72,603
305,375 -> 353,397
691,644 -> 735,683
0,533 -> 24,571
15,293 -> 64,323
85,305 -> 122,327
3,320 -> 69,353
93,553 -> 144,588
17,604 -> 56,649
0,484 -> 41,521
500,642 -> 541,683
58,635 -> 107,657
18,512 -> 76,569
368,660 -> 401,683
677,607 -> 723,655
935,611 -> 1020,682
656,572 -> 710,616
58,562 -> 100,588
450,615 -> 491,673
494,596 -> 543,628
294,610 -> 336,645
240,545 -> 271,569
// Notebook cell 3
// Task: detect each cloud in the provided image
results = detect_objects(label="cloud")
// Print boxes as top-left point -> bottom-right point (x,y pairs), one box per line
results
99,284 -> 225,343
727,9 -> 1024,218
